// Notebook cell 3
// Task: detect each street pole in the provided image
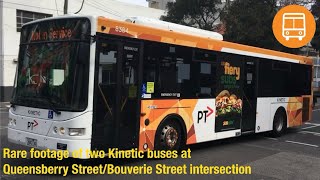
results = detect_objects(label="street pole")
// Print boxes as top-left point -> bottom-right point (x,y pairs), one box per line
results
64,0 -> 68,14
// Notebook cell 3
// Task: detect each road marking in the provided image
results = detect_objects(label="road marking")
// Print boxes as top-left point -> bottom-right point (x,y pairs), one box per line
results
301,125 -> 318,130
1,175 -> 12,178
264,137 -> 278,141
285,140 -> 319,148
1,174 -> 26,179
305,122 -> 320,126
299,131 -> 320,136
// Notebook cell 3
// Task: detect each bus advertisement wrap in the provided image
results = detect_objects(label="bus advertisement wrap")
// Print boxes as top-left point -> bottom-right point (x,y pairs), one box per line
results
215,59 -> 243,132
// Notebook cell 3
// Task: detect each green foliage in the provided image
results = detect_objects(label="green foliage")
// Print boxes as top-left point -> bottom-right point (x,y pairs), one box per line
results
223,0 -> 299,53
160,0 -> 223,30
161,0 -> 314,54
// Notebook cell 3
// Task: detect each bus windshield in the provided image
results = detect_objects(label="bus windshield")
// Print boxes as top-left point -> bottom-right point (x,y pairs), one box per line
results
12,18 -> 91,112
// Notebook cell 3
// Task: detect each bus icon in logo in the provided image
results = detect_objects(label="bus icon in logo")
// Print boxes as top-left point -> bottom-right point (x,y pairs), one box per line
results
282,13 -> 306,41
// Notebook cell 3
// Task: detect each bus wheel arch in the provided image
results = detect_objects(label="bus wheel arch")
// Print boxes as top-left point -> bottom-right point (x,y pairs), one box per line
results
271,107 -> 287,137
154,114 -> 187,150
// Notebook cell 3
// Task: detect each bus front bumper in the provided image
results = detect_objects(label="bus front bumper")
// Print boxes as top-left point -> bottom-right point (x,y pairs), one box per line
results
8,127 -> 91,159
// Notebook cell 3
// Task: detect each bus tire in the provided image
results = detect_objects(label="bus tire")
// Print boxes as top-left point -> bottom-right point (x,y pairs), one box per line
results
271,109 -> 287,137
154,119 -> 183,150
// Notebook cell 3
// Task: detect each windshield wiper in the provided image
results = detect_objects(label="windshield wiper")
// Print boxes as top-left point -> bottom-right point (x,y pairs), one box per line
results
42,96 -> 61,115
41,73 -> 62,115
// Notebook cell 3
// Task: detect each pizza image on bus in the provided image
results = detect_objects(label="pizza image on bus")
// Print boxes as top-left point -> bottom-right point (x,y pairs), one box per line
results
216,90 -> 242,117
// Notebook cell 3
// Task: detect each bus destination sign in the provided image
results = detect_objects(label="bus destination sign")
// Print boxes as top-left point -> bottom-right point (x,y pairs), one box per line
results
21,18 -> 91,43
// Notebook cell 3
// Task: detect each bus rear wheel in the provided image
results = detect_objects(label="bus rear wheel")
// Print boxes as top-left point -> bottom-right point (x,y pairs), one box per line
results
154,119 -> 182,150
271,110 -> 287,137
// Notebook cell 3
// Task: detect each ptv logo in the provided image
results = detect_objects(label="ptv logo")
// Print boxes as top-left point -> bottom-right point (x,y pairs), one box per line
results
27,120 -> 38,130
197,106 -> 214,123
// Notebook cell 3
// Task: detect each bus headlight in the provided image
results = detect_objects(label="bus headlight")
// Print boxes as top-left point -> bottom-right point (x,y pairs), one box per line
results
59,127 -> 65,135
68,128 -> 85,136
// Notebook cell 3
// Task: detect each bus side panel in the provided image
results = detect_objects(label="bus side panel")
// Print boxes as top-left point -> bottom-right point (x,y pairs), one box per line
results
138,99 -> 242,151
286,97 -> 303,127
255,98 -> 273,133
138,99 -> 196,151
256,97 -> 290,133
255,97 -> 305,133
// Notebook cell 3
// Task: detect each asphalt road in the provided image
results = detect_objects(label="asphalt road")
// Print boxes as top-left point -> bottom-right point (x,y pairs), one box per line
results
1,107 -> 320,180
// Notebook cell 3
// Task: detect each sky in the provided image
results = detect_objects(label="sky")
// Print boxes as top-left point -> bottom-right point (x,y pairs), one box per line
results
117,0 -> 148,7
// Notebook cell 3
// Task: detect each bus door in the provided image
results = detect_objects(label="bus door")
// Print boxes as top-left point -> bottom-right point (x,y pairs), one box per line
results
93,37 -> 142,150
118,41 -> 142,148
241,60 -> 257,133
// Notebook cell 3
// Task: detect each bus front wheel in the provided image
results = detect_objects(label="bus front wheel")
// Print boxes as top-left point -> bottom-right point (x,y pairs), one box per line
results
154,119 -> 182,150
271,109 -> 287,137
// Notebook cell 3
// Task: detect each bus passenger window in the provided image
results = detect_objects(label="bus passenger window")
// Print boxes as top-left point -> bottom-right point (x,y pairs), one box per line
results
177,61 -> 190,83
98,44 -> 117,85
159,57 -> 178,92
144,57 -> 156,82
123,53 -> 137,85
192,50 -> 217,98
143,43 -> 192,98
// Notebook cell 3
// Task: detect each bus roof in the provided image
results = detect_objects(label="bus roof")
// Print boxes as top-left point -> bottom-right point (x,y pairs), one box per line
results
125,16 -> 223,41
95,16 -> 312,65
22,15 -> 313,65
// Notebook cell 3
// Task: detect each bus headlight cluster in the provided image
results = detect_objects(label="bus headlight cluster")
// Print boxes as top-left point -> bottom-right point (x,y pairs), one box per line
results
53,126 -> 65,135
69,128 -> 85,136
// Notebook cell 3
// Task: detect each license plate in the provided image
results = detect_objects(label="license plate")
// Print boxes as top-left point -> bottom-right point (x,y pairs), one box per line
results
26,137 -> 37,147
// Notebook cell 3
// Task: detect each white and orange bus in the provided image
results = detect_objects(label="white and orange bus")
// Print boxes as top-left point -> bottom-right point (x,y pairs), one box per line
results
8,15 -> 313,157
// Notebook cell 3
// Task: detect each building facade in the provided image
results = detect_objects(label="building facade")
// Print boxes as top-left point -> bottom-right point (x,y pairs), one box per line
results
0,0 -> 164,101
299,45 -> 319,97
147,0 -> 175,10
313,53 -> 320,96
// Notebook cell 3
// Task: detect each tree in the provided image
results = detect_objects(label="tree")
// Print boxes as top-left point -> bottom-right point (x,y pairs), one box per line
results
311,1 -> 320,51
223,0 -> 278,49
277,0 -> 315,7
222,0 -> 300,53
160,0 -> 223,30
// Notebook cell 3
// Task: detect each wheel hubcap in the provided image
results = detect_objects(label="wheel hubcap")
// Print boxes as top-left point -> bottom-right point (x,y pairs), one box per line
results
161,125 -> 178,148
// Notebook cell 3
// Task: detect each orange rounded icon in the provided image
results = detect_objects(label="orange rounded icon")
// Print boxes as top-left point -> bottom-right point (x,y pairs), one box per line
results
272,5 -> 316,48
